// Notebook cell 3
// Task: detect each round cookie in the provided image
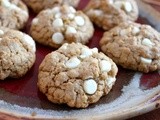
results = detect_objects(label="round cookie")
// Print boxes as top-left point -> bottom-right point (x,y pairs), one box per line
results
23,0 -> 80,13
100,22 -> 160,73
84,0 -> 139,30
0,27 -> 36,80
0,0 -> 29,30
38,43 -> 118,108
30,5 -> 94,48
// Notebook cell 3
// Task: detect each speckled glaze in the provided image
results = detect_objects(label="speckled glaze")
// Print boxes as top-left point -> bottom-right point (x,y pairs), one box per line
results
0,0 -> 159,120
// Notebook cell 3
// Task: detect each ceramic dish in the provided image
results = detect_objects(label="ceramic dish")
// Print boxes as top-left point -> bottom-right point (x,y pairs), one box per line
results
0,0 -> 159,119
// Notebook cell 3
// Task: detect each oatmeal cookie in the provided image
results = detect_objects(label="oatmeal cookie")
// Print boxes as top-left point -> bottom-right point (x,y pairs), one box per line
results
38,43 -> 118,108
100,22 -> 160,73
84,0 -> 139,30
0,0 -> 29,30
23,0 -> 80,13
0,27 -> 36,80
30,5 -> 94,48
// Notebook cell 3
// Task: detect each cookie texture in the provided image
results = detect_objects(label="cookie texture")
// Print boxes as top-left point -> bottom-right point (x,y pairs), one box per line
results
84,0 -> 138,30
23,0 -> 80,13
0,0 -> 29,30
38,43 -> 118,108
0,27 -> 36,80
100,22 -> 160,73
30,5 -> 94,48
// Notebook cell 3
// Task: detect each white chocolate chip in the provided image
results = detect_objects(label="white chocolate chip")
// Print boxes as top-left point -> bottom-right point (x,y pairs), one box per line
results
52,18 -> 63,28
124,2 -> 132,12
68,13 -> 75,20
32,18 -> 39,25
52,7 -> 60,13
108,0 -> 113,4
93,10 -> 103,16
65,57 -> 81,69
52,32 -> 64,44
106,77 -> 116,88
66,26 -> 77,34
60,43 -> 68,50
23,34 -> 36,52
132,27 -> 140,34
0,30 -> 4,36
55,13 -> 61,18
1,0 -> 11,8
141,57 -> 152,64
91,48 -> 98,53
100,60 -> 112,72
142,38 -> 154,47
0,38 -> 2,41
83,79 -> 97,95
80,48 -> 93,59
69,6 -> 76,13
75,16 -> 85,26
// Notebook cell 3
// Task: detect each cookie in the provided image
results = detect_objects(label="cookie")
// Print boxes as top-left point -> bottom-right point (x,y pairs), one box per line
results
30,5 -> 94,48
0,0 -> 29,30
84,0 -> 139,30
23,0 -> 80,13
38,43 -> 118,108
100,22 -> 160,73
0,27 -> 36,80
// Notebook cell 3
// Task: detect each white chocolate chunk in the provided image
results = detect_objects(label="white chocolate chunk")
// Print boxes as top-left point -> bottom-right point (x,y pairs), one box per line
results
120,29 -> 127,36
0,30 -> 4,36
52,18 -> 63,28
65,57 -> 81,69
142,38 -> 154,47
83,79 -> 97,95
32,18 -> 39,25
68,13 -> 75,19
52,32 -> 64,44
69,6 -> 76,13
80,48 -> 93,59
124,2 -> 132,12
114,1 -> 123,9
55,13 -> 61,18
106,77 -> 116,88
0,38 -> 2,41
100,60 -> 112,72
132,27 -> 140,34
93,10 -> 103,16
141,57 -> 152,64
75,16 -> 85,26
66,26 -> 77,34
23,34 -> 36,52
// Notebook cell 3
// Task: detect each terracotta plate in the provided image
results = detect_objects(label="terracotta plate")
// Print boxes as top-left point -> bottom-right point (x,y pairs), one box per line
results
0,0 -> 159,120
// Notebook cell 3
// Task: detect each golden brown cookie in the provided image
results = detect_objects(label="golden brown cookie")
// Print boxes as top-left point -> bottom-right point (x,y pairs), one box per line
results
84,0 -> 139,30
0,0 -> 29,30
38,43 -> 118,108
100,22 -> 160,73
30,5 -> 94,48
23,0 -> 80,13
0,27 -> 36,80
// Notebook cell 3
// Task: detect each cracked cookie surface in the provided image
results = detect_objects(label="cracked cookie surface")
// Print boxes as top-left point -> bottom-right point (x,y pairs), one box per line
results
84,0 -> 138,30
100,22 -> 160,73
30,5 -> 94,48
23,0 -> 80,13
0,27 -> 36,80
0,0 -> 29,30
38,43 -> 118,108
